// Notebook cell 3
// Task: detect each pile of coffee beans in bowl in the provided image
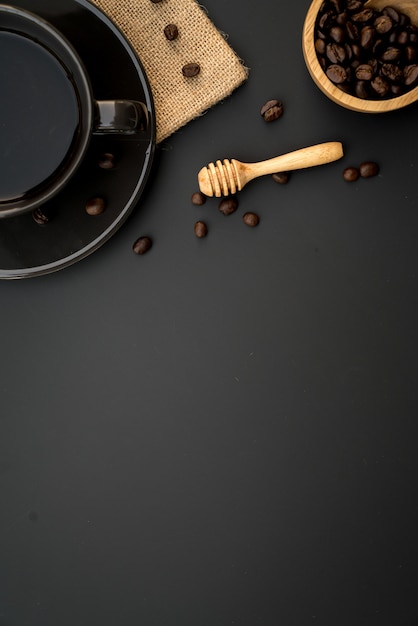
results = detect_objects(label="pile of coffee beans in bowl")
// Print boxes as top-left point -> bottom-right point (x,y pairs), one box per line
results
314,0 -> 418,99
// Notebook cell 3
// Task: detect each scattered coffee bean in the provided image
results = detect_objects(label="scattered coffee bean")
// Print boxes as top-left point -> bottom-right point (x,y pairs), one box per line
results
359,160 -> 379,177
32,207 -> 50,225
150,0 -> 163,3
272,172 -> 290,184
164,23 -> 179,41
191,191 -> 206,206
133,236 -> 153,255
218,197 -> 238,216
260,99 -> 284,122
85,197 -> 106,216
243,212 -> 260,227
98,152 -> 116,169
182,63 -> 200,77
314,0 -> 418,99
343,166 -> 360,181
194,221 -> 208,238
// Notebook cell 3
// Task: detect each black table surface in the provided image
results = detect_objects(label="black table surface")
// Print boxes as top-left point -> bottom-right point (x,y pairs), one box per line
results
2,1 -> 418,625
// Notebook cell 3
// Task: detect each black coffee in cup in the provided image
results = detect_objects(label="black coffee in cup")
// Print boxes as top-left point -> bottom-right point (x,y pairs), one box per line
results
0,5 -> 149,219
0,31 -> 80,203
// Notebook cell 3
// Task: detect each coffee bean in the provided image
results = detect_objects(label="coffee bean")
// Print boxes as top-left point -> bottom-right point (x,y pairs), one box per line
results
32,207 -> 50,225
388,30 -> 398,44
218,197 -> 238,216
405,46 -> 417,63
191,191 -> 206,206
98,152 -> 116,169
182,63 -> 200,77
359,161 -> 379,177
272,172 -> 290,184
360,25 -> 375,49
410,29 -> 418,45
381,63 -> 403,82
164,23 -> 179,40
343,166 -> 360,182
243,212 -> 260,227
397,30 -> 409,46
351,9 -> 374,23
85,197 -> 106,216
194,221 -> 208,238
327,42 -> 347,63
315,38 -> 327,54
399,13 -> 410,28
326,63 -> 347,83
355,63 -> 374,80
381,46 -> 402,62
150,0 -> 163,3
330,25 -> 345,43
391,83 -> 403,95
346,20 -> 359,41
133,236 -> 152,255
347,0 -> 363,12
355,79 -> 370,98
371,75 -> 389,96
404,64 -> 418,86
319,11 -> 333,31
336,11 -> 347,26
319,55 -> 327,71
260,99 -> 284,122
374,15 -> 393,35
383,7 -> 400,23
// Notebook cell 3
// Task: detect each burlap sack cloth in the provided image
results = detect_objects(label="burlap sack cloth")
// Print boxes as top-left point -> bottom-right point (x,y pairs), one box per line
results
90,0 -> 248,143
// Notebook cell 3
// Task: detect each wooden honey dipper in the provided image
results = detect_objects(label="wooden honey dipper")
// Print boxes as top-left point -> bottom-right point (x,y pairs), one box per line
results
198,141 -> 344,197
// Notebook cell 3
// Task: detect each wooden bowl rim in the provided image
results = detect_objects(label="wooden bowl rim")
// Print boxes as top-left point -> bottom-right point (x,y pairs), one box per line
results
302,0 -> 418,113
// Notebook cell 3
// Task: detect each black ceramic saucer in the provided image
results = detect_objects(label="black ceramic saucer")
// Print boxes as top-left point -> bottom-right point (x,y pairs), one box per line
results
0,0 -> 155,278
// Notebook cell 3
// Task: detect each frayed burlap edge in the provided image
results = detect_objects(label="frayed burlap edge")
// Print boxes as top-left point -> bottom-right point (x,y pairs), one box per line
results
90,0 -> 249,143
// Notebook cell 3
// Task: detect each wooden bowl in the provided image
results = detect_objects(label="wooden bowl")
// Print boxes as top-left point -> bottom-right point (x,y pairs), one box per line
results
302,0 -> 418,113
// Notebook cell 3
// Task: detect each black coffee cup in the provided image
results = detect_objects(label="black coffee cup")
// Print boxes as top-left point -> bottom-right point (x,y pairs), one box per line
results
0,4 -> 150,218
